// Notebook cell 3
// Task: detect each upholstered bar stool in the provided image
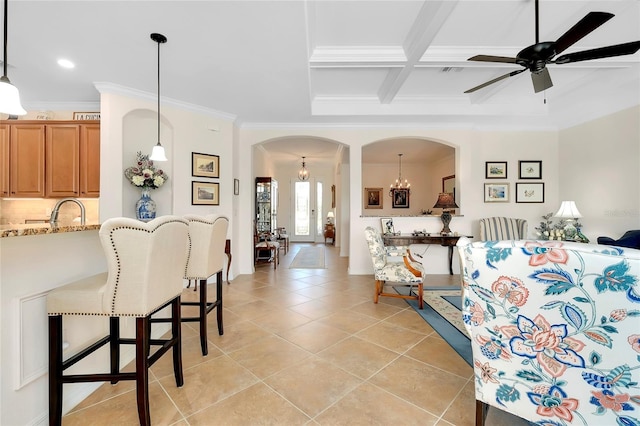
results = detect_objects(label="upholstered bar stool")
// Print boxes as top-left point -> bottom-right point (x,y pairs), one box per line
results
47,216 -> 190,426
181,214 -> 229,356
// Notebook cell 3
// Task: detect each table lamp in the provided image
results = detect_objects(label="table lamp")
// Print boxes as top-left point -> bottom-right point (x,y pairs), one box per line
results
433,193 -> 458,234
327,211 -> 334,224
554,201 -> 582,240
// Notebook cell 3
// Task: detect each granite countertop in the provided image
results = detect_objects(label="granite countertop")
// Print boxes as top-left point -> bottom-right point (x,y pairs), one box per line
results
0,222 -> 101,238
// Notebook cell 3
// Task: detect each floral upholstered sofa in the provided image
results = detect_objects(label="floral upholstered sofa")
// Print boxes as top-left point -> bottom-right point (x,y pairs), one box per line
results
457,238 -> 640,426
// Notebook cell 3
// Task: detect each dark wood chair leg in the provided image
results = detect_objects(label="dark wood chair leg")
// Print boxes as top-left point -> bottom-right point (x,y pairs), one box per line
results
109,317 -> 120,384
475,400 -> 488,426
135,317 -> 151,426
198,278 -> 208,356
216,270 -> 223,335
48,315 -> 63,426
171,297 -> 184,387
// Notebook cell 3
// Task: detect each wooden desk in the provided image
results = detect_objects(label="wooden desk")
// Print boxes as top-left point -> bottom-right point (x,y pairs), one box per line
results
382,234 -> 471,275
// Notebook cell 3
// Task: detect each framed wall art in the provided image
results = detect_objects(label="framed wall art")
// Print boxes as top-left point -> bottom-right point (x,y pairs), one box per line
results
192,152 -> 220,178
516,182 -> 545,203
392,188 -> 410,208
192,181 -> 220,205
485,161 -> 507,179
484,183 -> 510,203
380,217 -> 394,235
364,187 -> 383,209
519,160 -> 542,179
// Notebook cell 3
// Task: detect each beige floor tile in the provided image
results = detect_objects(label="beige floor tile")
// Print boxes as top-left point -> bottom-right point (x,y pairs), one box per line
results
227,299 -> 280,321
384,308 -> 436,334
277,321 -> 349,353
159,356 -> 258,416
187,382 -> 311,425
356,321 -> 427,353
228,334 -> 311,379
287,299 -> 341,320
251,308 -> 313,333
150,334 -> 221,379
350,299 -> 405,320
315,382 -> 439,426
317,309 -> 381,334
208,318 -> 272,353
317,336 -> 399,379
63,382 -> 182,425
264,357 -> 363,417
369,356 -> 468,416
405,335 -> 473,379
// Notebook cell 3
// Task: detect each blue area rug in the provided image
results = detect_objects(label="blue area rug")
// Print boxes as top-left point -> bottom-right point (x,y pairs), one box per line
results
397,286 -> 472,366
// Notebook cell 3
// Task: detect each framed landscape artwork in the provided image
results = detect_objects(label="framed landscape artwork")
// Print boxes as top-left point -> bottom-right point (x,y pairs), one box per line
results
392,188 -> 410,208
484,183 -> 509,202
364,187 -> 383,209
192,152 -> 220,178
485,161 -> 507,179
516,182 -> 545,203
192,181 -> 220,205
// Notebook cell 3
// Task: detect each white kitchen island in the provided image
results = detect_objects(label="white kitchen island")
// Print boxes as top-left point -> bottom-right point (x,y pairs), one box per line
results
0,223 -> 107,425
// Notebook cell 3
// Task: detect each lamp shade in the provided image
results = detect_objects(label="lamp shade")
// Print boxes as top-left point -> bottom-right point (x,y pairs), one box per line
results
554,201 -> 582,219
327,212 -> 334,218
149,144 -> 167,162
433,193 -> 459,210
0,77 -> 26,115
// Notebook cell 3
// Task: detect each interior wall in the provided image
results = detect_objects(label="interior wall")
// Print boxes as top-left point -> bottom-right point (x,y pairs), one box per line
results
559,105 -> 640,239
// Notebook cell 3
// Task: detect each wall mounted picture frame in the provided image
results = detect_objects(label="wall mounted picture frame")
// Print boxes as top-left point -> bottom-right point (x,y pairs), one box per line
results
516,182 -> 545,203
233,179 -> 239,195
380,217 -> 394,235
485,161 -> 507,179
484,183 -> 510,202
192,152 -> 220,178
192,181 -> 220,205
519,160 -> 542,179
331,184 -> 336,208
364,187 -> 383,209
392,188 -> 410,208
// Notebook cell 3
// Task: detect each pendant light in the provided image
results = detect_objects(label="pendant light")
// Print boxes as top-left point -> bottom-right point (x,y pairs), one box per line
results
149,33 -> 167,161
388,154 -> 410,196
0,0 -> 26,115
298,156 -> 309,181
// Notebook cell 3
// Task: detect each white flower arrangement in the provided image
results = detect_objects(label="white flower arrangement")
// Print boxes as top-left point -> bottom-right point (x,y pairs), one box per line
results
124,151 -> 168,190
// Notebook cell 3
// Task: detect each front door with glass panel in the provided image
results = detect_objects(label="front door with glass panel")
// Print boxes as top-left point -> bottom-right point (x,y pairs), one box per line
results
292,180 -> 323,242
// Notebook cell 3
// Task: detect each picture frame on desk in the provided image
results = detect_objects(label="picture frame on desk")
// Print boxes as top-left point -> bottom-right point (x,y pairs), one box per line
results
380,217 -> 394,235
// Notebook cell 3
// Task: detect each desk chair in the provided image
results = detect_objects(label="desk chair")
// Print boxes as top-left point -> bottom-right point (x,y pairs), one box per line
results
254,223 -> 280,269
364,227 -> 424,309
47,216 -> 190,426
182,215 -> 229,356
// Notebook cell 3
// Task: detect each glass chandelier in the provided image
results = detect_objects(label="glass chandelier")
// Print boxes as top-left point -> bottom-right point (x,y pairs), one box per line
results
298,156 -> 309,181
388,154 -> 410,196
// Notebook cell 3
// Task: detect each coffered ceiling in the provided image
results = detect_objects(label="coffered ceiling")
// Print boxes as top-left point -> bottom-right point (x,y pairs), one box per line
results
7,0 -> 640,131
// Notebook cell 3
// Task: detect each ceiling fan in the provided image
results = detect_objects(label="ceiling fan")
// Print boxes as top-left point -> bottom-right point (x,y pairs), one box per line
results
464,0 -> 640,94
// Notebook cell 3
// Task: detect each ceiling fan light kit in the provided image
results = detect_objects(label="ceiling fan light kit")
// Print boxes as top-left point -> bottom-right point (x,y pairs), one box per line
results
465,0 -> 640,94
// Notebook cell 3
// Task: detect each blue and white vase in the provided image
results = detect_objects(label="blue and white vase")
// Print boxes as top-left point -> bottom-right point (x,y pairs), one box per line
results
136,188 -> 157,222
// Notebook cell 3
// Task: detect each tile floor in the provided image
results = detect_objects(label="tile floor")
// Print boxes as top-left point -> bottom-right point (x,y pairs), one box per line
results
63,243 -> 529,425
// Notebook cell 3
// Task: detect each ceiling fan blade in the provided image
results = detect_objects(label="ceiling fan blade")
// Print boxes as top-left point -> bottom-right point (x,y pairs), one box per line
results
555,41 -> 640,64
531,68 -> 552,93
464,69 -> 526,93
468,55 -> 518,64
554,11 -> 614,55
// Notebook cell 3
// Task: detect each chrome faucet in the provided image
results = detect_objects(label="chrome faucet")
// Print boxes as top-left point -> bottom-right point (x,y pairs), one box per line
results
49,198 -> 86,226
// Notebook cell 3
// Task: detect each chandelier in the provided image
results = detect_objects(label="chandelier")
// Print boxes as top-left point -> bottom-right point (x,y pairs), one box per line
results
298,156 -> 309,181
388,154 -> 410,196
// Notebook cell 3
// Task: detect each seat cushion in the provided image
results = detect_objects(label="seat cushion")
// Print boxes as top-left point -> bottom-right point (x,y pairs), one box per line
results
256,241 -> 280,249
47,272 -> 108,315
375,263 -> 422,283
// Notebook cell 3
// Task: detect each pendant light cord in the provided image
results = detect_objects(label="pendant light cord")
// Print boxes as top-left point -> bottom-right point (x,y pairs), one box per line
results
3,0 -> 8,77
157,35 -> 160,144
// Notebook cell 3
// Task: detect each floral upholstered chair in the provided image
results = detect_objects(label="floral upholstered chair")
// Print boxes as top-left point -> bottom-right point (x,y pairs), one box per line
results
457,238 -> 640,426
364,226 -> 424,309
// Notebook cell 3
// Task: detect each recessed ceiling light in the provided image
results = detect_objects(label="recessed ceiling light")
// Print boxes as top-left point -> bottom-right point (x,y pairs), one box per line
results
57,59 -> 75,69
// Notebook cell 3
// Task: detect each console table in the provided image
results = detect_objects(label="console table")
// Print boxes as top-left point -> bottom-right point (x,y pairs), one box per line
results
382,234 -> 471,275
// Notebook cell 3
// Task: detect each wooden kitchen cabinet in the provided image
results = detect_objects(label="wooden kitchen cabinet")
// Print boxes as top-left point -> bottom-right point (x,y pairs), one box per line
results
0,124 -> 8,197
9,124 -> 46,197
79,124 -> 100,197
46,124 -> 80,197
2,120 -> 100,198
